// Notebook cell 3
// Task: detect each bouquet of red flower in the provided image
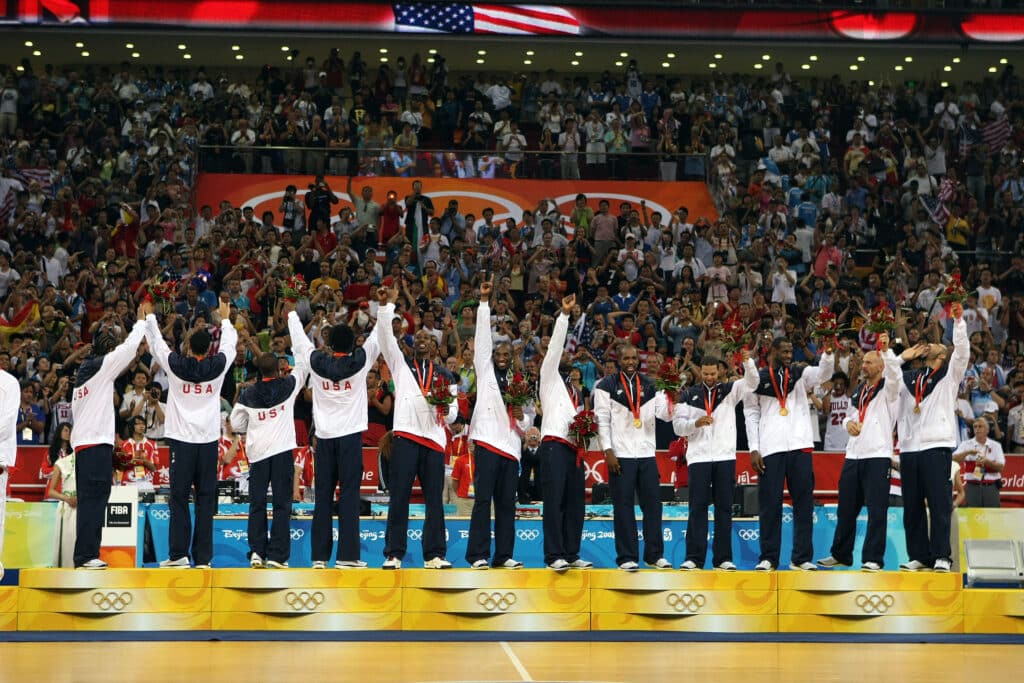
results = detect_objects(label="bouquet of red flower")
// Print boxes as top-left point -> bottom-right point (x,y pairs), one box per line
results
112,447 -> 134,472
863,303 -> 895,334
654,360 -> 684,412
937,271 -> 968,316
568,409 -> 599,465
425,374 -> 454,426
279,274 -> 308,302
502,372 -> 534,406
809,306 -> 841,352
720,315 -> 751,367
143,279 -> 179,314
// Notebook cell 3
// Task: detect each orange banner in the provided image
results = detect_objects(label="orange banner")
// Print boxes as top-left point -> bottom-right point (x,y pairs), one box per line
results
196,174 -> 719,232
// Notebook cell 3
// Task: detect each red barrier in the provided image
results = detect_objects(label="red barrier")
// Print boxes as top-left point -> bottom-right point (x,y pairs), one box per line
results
13,445 -> 1023,507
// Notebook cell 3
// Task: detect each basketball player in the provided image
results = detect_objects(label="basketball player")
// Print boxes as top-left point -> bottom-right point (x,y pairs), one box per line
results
896,303 -> 968,572
466,277 -> 532,569
594,344 -> 673,571
71,303 -> 149,568
743,339 -> 834,571
288,304 -> 380,569
818,334 -> 901,572
376,285 -> 459,569
539,294 -> 592,572
145,298 -> 236,569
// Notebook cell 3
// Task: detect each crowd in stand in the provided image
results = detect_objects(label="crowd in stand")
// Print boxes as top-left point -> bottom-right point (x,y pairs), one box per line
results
1,50 -> 1024,497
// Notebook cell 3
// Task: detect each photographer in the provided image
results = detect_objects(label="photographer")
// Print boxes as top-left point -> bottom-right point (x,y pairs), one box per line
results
304,175 -> 338,232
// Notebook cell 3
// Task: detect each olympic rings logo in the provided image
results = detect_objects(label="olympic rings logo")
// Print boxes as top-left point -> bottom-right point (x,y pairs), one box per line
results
289,529 -> 305,541
285,591 -> 325,611
737,529 -> 760,541
855,593 -> 896,614
91,591 -> 133,612
666,592 -> 706,613
782,512 -> 794,523
517,529 -> 540,541
408,529 -> 423,540
476,591 -> 517,612
150,510 -> 170,520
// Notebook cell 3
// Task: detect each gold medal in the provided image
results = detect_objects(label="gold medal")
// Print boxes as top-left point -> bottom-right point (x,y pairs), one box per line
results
913,405 -> 921,414
633,418 -> 642,428
779,407 -> 789,417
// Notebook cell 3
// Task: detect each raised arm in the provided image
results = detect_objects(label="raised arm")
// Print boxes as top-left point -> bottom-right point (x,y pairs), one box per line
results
799,350 -> 834,390
217,299 -> 238,369
949,304 -> 969,381
730,352 -> 759,403
541,295 -> 574,390
374,287 -> 404,372
229,401 -> 249,436
475,278 -> 495,371
103,305 -> 150,380
144,313 -> 172,373
287,309 -> 314,367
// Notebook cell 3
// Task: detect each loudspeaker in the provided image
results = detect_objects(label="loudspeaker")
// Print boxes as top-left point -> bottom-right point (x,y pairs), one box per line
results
733,484 -> 758,518
591,483 -> 611,504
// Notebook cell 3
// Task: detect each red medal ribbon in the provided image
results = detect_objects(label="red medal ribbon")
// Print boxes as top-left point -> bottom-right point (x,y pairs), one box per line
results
857,381 -> 881,424
703,385 -> 718,417
619,372 -> 642,424
914,369 -> 933,412
414,360 -> 434,397
768,366 -> 790,412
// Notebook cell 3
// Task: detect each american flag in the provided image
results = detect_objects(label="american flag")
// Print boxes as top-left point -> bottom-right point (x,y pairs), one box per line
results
921,176 -> 958,226
982,115 -> 1012,153
13,167 -> 54,194
0,178 -> 24,228
393,3 -> 580,34
960,116 -> 1012,158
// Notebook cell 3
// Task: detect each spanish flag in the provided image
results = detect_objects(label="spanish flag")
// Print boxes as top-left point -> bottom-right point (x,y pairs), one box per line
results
0,301 -> 40,339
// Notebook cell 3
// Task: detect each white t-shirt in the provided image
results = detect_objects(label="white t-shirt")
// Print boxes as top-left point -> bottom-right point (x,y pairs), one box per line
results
976,285 -> 1002,312
771,269 -> 797,305
0,266 -> 20,298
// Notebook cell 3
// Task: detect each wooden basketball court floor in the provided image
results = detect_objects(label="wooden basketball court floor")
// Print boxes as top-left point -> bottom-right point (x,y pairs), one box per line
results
0,641 -> 1021,683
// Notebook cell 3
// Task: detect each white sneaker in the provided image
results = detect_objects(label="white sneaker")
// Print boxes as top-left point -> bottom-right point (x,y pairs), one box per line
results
899,560 -> 928,572
789,562 -> 818,571
716,561 -> 737,572
569,559 -> 593,569
423,557 -> 452,569
249,553 -> 264,569
754,560 -> 775,572
266,560 -> 289,569
79,559 -> 108,570
861,562 -> 882,573
548,559 -> 570,572
311,561 -> 327,570
679,560 -> 699,571
159,557 -> 190,569
194,564 -> 211,570
382,557 -> 402,570
499,559 -> 523,569
647,558 -> 672,570
335,560 -> 368,569
0,561 -> 4,581
471,559 -> 490,570
618,561 -> 640,572
816,556 -> 849,568
933,558 -> 951,573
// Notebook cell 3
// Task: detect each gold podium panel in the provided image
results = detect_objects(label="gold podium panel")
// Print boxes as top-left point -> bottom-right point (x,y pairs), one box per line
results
589,571 -> 778,632
0,587 -> 17,631
17,569 -> 212,631
401,569 -> 590,631
778,571 -> 964,634
964,590 -> 1024,634
210,569 -> 402,631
